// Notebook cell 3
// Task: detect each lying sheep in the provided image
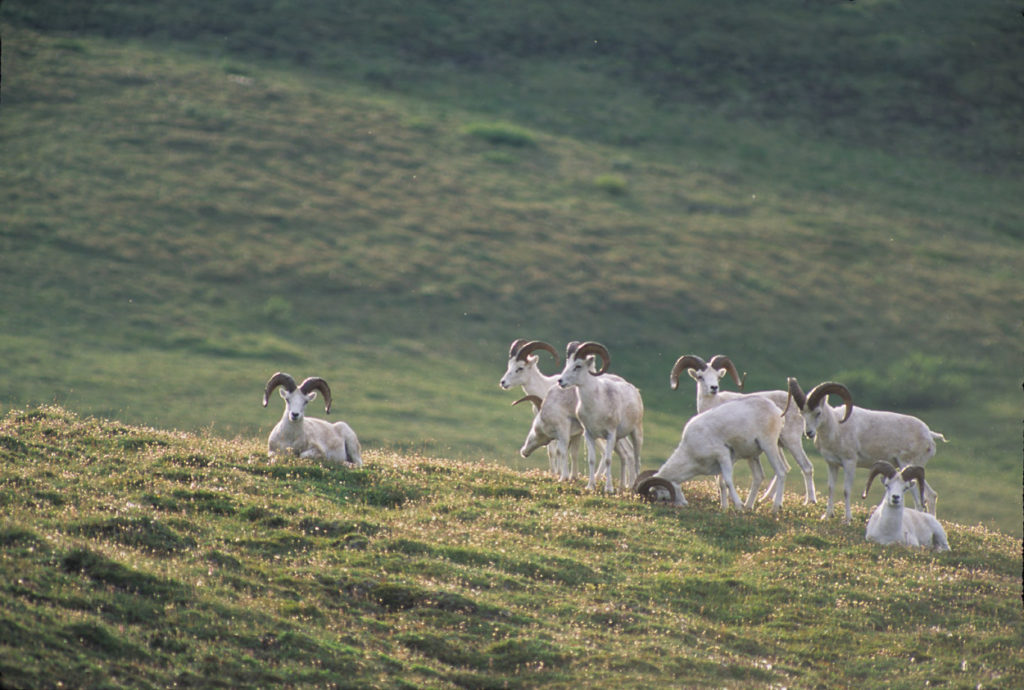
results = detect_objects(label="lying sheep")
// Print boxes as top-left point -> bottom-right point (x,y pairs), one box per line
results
862,462 -> 949,551
262,372 -> 361,467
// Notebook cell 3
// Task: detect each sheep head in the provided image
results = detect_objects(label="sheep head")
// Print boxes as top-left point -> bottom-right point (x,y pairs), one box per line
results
635,475 -> 679,505
862,461 -> 926,507
500,340 -> 559,390
558,341 -> 609,388
784,378 -> 853,440
669,354 -> 744,393
263,372 -> 332,421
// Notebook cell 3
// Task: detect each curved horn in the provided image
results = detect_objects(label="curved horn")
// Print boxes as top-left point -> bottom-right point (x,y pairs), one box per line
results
900,465 -> 927,507
861,461 -> 899,499
508,339 -> 529,359
632,469 -> 658,491
807,382 -> 853,422
574,342 -> 610,375
514,340 -> 559,366
782,377 -> 807,416
636,476 -> 678,504
669,354 -> 707,390
565,341 -> 582,360
512,395 -> 544,413
708,354 -> 746,391
299,377 -> 332,414
263,372 -> 297,407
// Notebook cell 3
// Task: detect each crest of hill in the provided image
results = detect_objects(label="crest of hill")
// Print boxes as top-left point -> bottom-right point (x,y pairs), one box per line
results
1,406 -> 1021,688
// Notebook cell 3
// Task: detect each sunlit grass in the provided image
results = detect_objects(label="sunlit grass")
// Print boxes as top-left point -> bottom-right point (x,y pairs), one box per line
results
0,406 -> 1020,688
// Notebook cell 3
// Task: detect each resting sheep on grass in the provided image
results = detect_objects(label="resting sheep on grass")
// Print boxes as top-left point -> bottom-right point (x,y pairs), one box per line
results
262,372 -> 362,467
862,462 -> 949,551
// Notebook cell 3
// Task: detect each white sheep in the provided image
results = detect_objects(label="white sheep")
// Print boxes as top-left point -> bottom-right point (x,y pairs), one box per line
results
262,372 -> 362,467
784,378 -> 945,524
556,341 -> 643,493
512,394 -> 631,479
862,462 -> 949,551
634,396 -> 788,512
500,339 -> 583,480
670,354 -> 816,505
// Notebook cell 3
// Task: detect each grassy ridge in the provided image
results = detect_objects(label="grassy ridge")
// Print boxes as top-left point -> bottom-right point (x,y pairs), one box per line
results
1,406 -> 1021,688
0,6 -> 1022,540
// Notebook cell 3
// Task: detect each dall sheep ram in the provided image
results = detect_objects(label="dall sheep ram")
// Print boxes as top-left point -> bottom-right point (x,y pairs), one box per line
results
262,372 -> 362,467
635,396 -> 788,512
512,394 -> 631,478
500,339 -> 584,480
557,342 -> 643,493
784,378 -> 944,524
862,462 -> 949,551
670,354 -> 817,505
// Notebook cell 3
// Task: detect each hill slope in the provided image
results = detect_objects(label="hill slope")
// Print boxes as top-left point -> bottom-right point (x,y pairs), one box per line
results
0,3 -> 1022,537
1,407 -> 1021,688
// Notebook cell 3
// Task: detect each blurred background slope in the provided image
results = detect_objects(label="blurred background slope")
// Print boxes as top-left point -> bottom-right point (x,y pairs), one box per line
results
1,1 -> 1020,534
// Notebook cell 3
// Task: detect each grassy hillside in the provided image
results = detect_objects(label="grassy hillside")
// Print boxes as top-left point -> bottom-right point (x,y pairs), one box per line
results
1,1 -> 1022,538
1,406 -> 1021,688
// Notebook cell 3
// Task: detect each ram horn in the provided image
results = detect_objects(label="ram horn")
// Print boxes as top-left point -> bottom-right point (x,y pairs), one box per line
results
574,342 -> 611,376
508,339 -> 529,359
669,354 -> 707,390
512,395 -> 544,413
899,465 -> 927,507
514,340 -> 559,365
299,377 -> 332,414
861,460 -> 899,499
636,476 -> 678,504
632,469 -> 659,491
263,372 -> 297,407
806,381 -> 854,423
781,377 -> 807,416
565,340 -> 582,360
708,354 -> 747,391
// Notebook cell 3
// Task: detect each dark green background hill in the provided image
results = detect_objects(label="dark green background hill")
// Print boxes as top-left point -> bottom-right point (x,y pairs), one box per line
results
1,1 -> 1021,535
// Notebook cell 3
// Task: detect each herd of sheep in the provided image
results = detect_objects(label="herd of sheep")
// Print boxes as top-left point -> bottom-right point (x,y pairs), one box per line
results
260,339 -> 950,552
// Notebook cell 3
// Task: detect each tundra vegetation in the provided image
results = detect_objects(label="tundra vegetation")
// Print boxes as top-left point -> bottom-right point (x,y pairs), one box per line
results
0,0 -> 1020,545
0,406 -> 1020,688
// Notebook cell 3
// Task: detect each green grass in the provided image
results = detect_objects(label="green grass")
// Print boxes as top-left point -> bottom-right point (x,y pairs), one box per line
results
0,406 -> 1020,688
0,0 -> 1021,546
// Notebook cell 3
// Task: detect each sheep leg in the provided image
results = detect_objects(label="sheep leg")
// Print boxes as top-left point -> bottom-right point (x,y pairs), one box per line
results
761,443 -> 789,514
613,438 -> 633,490
822,462 -> 840,520
583,430 -> 600,491
743,456 -> 765,511
840,459 -> 858,524
567,433 -> 582,481
554,436 -> 571,482
718,476 -> 729,509
718,456 -> 744,511
545,444 -> 559,476
600,432 -> 617,493
788,441 -> 817,504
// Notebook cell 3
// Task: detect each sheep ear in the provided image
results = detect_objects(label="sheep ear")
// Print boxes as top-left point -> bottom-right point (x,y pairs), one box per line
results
306,391 -> 318,401
687,369 -> 700,381
279,388 -> 289,399
716,368 -> 728,380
